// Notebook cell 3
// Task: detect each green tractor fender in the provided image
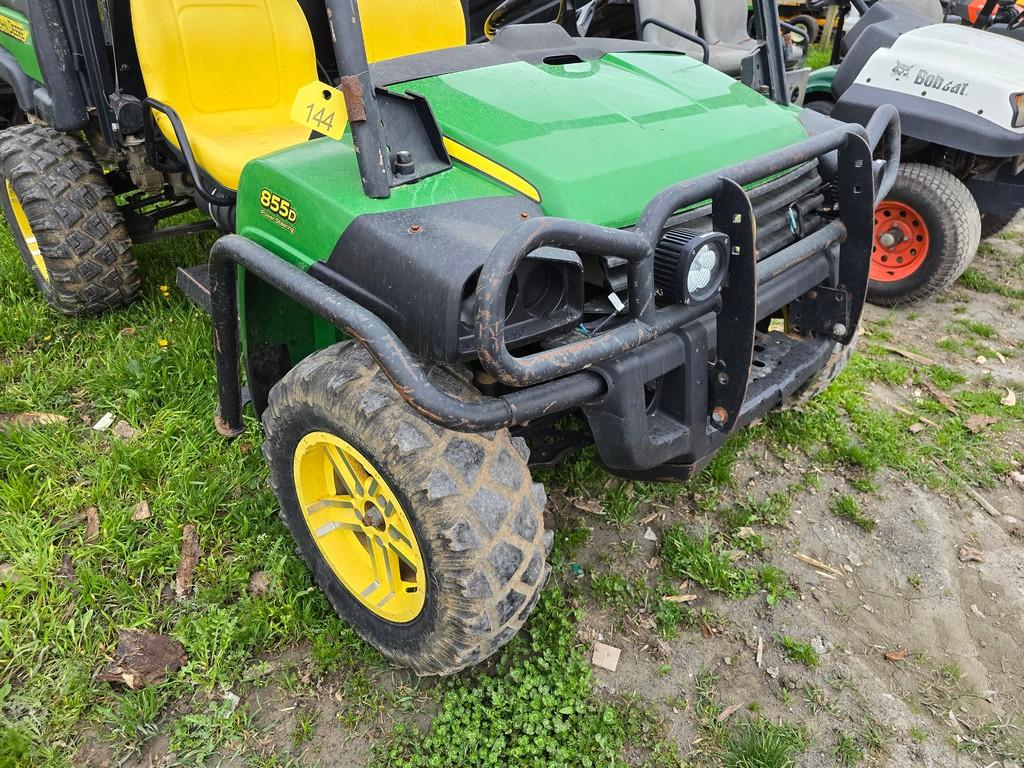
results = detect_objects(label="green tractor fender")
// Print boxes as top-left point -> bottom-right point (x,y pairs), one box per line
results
806,65 -> 838,101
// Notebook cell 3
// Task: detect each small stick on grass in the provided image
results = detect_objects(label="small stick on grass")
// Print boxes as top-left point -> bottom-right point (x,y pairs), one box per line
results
931,460 -> 1001,518
794,553 -> 844,577
176,524 -> 199,598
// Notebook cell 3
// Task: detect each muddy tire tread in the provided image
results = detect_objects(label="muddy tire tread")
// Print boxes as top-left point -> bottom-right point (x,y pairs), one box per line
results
0,124 -> 138,315
262,342 -> 550,676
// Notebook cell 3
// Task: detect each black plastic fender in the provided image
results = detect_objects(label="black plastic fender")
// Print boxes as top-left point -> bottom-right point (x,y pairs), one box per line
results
27,0 -> 88,131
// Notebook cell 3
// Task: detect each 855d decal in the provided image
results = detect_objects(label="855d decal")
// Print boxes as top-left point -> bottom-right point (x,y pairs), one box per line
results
259,189 -> 298,234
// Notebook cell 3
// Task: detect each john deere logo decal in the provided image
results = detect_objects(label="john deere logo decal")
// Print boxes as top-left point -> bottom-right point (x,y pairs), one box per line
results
0,15 -> 29,43
891,61 -> 913,81
914,69 -> 969,96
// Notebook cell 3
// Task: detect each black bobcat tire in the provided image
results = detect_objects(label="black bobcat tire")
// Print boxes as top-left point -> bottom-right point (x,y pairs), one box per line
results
980,210 -> 1019,240
261,342 -> 551,676
0,124 -> 138,315
789,14 -> 820,44
782,338 -> 857,410
868,164 -> 980,307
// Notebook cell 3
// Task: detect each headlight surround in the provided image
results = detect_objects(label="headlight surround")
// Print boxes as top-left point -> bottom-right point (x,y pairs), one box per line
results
457,247 -> 584,358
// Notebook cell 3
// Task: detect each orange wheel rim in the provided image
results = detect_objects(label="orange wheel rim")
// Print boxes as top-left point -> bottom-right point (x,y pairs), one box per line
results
871,200 -> 930,283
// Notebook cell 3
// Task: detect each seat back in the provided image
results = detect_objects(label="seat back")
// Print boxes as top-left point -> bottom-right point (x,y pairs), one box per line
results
698,0 -> 753,45
131,0 -> 317,137
359,0 -> 468,62
635,0 -> 698,45
886,0 -> 945,23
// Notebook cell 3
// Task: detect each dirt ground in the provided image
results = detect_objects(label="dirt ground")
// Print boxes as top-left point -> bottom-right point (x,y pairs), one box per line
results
109,221 -> 1024,768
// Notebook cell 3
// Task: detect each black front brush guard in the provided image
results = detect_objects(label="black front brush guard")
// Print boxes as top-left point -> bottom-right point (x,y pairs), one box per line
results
210,106 -> 899,447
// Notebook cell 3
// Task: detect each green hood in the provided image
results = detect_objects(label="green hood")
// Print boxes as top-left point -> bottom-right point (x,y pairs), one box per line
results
397,52 -> 809,229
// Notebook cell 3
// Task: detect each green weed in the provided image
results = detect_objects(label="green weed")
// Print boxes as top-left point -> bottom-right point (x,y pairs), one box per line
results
830,494 -> 876,532
776,635 -> 820,668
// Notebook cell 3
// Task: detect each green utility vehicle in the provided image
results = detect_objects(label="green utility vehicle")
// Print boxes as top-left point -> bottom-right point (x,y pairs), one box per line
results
0,0 -> 897,674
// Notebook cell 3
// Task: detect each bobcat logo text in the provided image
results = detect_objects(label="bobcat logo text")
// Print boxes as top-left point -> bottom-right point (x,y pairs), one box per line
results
913,68 -> 969,96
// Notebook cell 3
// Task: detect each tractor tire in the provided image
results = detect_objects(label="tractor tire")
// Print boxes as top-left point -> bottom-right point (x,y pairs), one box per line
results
789,14 -> 820,44
868,163 -> 980,307
980,210 -> 1019,240
262,342 -> 551,676
782,338 -> 857,410
0,124 -> 138,316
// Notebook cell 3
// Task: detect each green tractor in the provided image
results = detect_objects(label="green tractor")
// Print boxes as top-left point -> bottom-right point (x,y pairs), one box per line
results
0,0 -> 898,674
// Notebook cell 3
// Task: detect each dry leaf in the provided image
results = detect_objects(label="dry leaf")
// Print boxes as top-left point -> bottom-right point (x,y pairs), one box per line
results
111,420 -> 138,440
996,351 -> 1007,364
908,422 -> 927,434
248,571 -> 271,598
975,355 -> 988,365
0,562 -> 17,582
132,501 -> 152,521
958,547 -> 984,563
97,629 -> 187,690
1002,388 -> 1017,407
57,553 -> 76,581
175,525 -> 199,598
573,498 -> 605,516
964,414 -> 998,434
883,648 -> 909,662
84,506 -> 100,543
662,594 -> 699,604
717,703 -> 744,722
0,412 -> 68,430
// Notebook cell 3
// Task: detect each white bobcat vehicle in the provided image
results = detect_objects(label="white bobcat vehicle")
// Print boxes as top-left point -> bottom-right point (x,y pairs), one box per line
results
806,0 -> 1024,305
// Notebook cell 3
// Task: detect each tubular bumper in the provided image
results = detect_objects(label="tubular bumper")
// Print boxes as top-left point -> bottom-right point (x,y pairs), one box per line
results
210,107 -> 899,473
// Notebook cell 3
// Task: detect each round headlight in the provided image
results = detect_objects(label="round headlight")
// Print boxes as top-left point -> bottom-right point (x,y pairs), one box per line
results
685,237 -> 728,302
687,243 -> 723,298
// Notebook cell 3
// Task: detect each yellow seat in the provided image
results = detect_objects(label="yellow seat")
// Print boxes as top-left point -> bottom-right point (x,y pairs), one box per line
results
131,0 -> 318,190
131,0 -> 468,191
360,0 -> 467,62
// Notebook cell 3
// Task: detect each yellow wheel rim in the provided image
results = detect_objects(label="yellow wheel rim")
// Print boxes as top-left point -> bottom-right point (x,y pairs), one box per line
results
5,180 -> 48,283
293,432 -> 427,623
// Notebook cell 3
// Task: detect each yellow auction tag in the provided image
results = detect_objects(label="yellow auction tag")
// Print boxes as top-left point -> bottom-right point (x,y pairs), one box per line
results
291,81 -> 348,140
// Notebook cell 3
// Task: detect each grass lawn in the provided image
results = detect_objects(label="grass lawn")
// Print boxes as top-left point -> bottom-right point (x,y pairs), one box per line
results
2,206 -> 1023,767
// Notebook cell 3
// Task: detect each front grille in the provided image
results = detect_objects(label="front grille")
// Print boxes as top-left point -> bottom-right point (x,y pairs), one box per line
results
600,162 -> 830,294
667,161 -> 828,259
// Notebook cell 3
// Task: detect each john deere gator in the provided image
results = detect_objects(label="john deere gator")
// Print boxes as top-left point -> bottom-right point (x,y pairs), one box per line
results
0,0 -> 897,674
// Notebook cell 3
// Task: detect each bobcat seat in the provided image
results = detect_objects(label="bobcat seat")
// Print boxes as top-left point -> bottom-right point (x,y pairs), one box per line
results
131,0 -> 467,194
